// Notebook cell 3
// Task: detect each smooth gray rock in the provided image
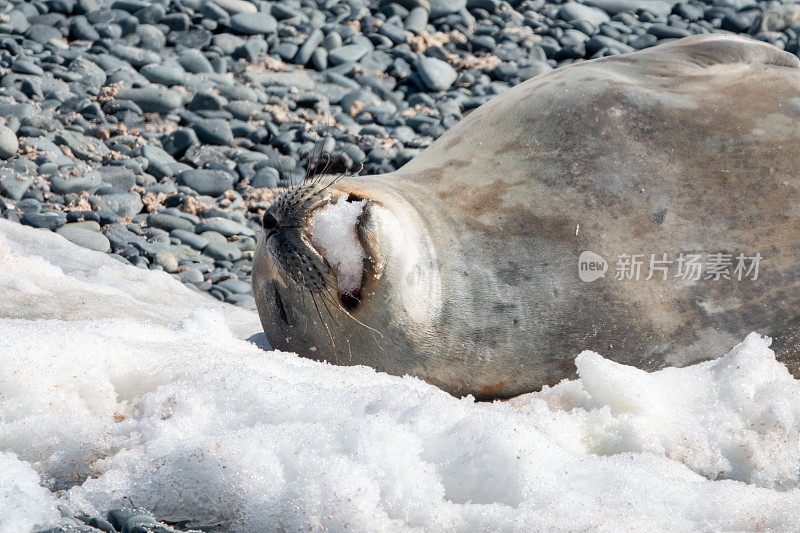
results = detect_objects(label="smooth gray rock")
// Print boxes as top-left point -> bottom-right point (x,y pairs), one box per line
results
558,2 -> 610,24
203,240 -> 243,261
110,44 -> 161,67
54,131 -> 109,163
229,12 -> 277,34
195,217 -> 255,237
147,212 -> 195,232
0,171 -> 32,200
140,64 -> 186,86
192,119 -> 234,146
329,44 -> 370,65
170,229 -> 209,250
98,166 -> 136,190
405,6 -> 429,33
179,49 -> 214,73
162,129 -> 200,157
294,28 -> 324,65
155,250 -> 179,272
177,267 -> 204,283
0,126 -> 18,159
141,145 -> 180,178
215,0 -> 257,14
21,212 -> 65,231
56,225 -> 111,252
245,71 -> 316,91
217,278 -> 252,294
429,0 -> 466,18
176,169 -> 234,196
584,0 -> 672,17
50,171 -> 103,194
116,87 -> 182,113
251,166 -> 279,188
90,189 -> 144,218
70,57 -> 107,87
417,57 -> 457,91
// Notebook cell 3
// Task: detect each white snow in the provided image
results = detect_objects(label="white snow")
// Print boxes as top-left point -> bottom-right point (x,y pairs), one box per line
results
0,219 -> 260,338
2,218 -> 800,532
307,195 -> 367,295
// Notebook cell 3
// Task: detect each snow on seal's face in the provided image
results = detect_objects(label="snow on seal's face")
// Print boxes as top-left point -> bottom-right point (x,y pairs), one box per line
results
306,195 -> 367,297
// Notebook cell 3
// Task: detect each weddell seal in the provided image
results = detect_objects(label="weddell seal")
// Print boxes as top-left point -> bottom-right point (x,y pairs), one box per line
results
253,34 -> 800,399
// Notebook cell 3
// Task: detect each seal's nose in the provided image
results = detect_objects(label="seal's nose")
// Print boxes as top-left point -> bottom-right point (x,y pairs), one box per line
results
262,211 -> 278,229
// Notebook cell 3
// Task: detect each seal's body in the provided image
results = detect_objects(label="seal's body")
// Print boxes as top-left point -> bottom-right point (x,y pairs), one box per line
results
253,35 -> 800,399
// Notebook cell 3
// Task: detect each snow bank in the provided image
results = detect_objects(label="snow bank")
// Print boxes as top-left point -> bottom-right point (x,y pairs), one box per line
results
307,195 -> 367,294
0,453 -> 59,532
0,219 -> 260,338
2,219 -> 800,532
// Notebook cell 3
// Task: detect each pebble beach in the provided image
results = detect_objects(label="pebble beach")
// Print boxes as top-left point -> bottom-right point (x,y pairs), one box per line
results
0,0 -> 797,310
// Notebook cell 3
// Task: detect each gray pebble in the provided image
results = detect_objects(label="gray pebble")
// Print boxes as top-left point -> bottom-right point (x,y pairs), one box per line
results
216,278 -> 252,294
558,2 -> 610,25
170,229 -> 209,250
229,12 -> 277,34
155,250 -> 179,272
147,212 -> 195,232
0,126 -> 19,160
416,57 -> 457,91
140,64 -> 186,86
192,119 -> 234,146
429,0 -> 467,18
203,240 -> 243,261
0,172 -> 32,200
177,267 -> 204,283
176,169 -> 234,196
50,171 -> 103,194
329,44 -> 370,65
56,224 -> 111,252
116,87 -> 182,113
195,217 -> 255,237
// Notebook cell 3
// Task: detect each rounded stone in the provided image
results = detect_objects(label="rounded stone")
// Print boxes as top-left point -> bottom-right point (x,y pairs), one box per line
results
179,49 -> 214,74
203,241 -> 243,261
429,0 -> 466,18
329,44 -> 370,65
214,0 -> 257,14
116,87 -> 182,113
146,212 -> 195,232
558,2 -> 611,25
56,225 -> 111,252
192,119 -> 234,146
229,12 -> 277,34
416,57 -> 457,91
155,250 -> 179,272
177,267 -> 204,283
194,217 -> 255,237
176,169 -> 234,197
170,229 -> 209,250
0,126 -> 19,159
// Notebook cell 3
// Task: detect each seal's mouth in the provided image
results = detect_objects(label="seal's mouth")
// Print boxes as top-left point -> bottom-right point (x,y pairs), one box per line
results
305,193 -> 372,311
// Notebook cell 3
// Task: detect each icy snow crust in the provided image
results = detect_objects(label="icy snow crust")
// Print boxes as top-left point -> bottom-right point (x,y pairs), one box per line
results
307,195 -> 367,295
3,220 -> 800,532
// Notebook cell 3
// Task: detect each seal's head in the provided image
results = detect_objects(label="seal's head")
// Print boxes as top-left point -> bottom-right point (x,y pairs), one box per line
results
252,176 -> 443,373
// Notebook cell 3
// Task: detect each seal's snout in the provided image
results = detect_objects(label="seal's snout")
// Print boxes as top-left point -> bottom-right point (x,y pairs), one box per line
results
306,194 -> 371,310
